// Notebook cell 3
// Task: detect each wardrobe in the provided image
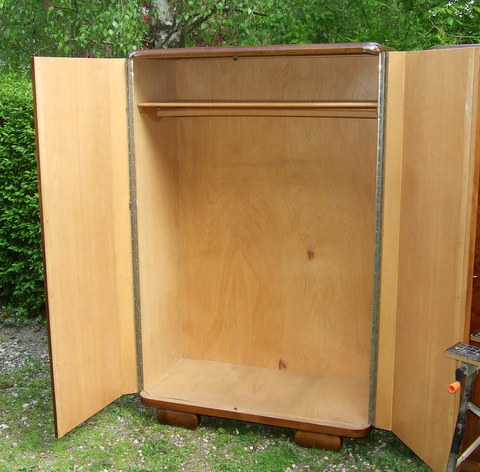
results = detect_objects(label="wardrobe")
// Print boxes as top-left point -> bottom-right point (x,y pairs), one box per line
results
32,43 -> 480,472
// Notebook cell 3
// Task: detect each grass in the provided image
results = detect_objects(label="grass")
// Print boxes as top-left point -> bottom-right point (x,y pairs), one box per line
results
0,343 -> 433,472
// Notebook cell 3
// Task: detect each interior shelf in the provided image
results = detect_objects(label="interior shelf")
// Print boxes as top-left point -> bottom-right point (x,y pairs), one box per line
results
141,358 -> 370,434
137,101 -> 378,119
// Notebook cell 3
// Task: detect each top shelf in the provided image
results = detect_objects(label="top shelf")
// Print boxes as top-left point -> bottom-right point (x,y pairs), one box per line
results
138,101 -> 378,120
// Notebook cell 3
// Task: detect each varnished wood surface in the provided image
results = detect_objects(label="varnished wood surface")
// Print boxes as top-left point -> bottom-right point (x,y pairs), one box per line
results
387,48 -> 480,472
131,42 -> 390,60
32,57 -> 138,437
141,358 -> 371,433
156,408 -> 200,430
140,108 -> 377,120
137,100 -> 378,108
294,431 -> 343,451
460,459 -> 480,471
137,101 -> 378,119
471,198 -> 480,335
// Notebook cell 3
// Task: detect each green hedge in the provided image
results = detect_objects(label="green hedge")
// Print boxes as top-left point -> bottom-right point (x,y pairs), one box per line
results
0,73 -> 44,323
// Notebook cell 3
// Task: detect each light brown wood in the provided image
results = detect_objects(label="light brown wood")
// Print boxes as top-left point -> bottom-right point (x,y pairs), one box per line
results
444,345 -> 480,367
141,358 -> 371,431
174,56 -> 379,102
177,117 -> 377,379
32,44 -> 480,471
386,48 -> 480,472
132,60 -> 183,388
131,59 -> 176,103
137,101 -> 378,119
294,431 -> 342,451
138,100 -> 378,108
131,50 -> 380,436
374,52 -> 406,430
142,109 -> 377,119
32,57 -> 138,437
156,408 -> 200,430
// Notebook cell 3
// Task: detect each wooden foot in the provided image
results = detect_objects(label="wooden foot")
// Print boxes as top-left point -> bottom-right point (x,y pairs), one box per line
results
156,408 -> 200,430
460,460 -> 480,472
294,430 -> 342,451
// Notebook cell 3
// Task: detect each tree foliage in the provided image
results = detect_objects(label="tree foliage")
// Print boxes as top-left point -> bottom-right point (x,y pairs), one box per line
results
158,0 -> 480,50
0,0 -> 147,71
0,0 -> 479,321
1,0 -> 480,72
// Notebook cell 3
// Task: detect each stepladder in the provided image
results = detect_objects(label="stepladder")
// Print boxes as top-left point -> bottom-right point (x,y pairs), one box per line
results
444,341 -> 480,471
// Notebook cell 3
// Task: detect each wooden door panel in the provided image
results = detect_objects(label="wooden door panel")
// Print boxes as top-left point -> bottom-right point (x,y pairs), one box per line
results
32,57 -> 138,437
380,48 -> 480,472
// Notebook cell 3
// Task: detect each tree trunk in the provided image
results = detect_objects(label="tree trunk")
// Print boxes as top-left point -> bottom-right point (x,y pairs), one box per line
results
149,0 -> 184,48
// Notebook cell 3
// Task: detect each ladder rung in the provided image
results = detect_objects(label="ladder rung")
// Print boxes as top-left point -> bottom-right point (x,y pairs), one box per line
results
471,331 -> 480,342
444,342 -> 480,366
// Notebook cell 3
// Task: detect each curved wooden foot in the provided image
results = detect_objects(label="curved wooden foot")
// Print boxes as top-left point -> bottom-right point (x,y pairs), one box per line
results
156,408 -> 200,430
295,430 -> 342,451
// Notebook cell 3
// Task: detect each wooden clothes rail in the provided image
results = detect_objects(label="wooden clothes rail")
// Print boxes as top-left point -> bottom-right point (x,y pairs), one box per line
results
138,101 -> 378,119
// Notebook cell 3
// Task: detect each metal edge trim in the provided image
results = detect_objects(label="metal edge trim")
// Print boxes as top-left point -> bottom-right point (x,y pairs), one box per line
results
369,51 -> 387,424
126,58 -> 144,390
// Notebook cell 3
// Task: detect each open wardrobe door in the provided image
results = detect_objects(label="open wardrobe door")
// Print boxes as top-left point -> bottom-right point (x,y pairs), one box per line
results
379,47 -> 480,472
32,57 -> 138,437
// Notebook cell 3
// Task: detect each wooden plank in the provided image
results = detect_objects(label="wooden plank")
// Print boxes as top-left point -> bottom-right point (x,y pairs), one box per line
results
177,116 -> 377,380
32,57 -> 138,437
375,52 -> 406,429
137,100 -> 378,119
175,56 -> 379,102
141,358 -> 371,433
131,42 -> 390,60
137,101 -> 378,108
389,47 -> 480,472
444,343 -> 480,367
141,108 -> 377,119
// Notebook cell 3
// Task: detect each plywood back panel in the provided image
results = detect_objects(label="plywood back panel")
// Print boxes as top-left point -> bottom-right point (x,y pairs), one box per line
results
133,59 -> 176,103
178,116 -> 377,380
175,56 -> 378,101
387,48 -> 480,472
33,57 -> 137,437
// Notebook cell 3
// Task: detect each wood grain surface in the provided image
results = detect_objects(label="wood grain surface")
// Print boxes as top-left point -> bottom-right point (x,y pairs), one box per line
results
386,47 -> 480,472
132,50 -> 379,433
175,55 -> 378,102
33,57 -> 138,437
177,117 -> 377,379
142,358 -> 371,432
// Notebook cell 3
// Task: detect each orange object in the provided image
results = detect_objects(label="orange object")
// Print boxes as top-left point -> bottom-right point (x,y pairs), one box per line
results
448,381 -> 461,393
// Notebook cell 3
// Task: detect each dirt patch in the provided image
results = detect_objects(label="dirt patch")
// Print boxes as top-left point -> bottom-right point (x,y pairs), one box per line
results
0,324 -> 49,375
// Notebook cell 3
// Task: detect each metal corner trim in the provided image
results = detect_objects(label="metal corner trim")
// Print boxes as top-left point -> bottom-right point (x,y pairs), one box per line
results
126,58 -> 144,390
